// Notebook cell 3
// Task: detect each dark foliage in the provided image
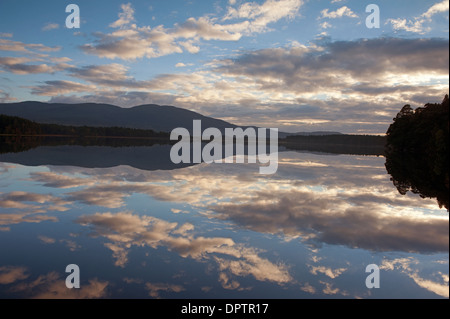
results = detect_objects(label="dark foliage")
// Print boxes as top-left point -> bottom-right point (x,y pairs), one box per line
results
0,114 -> 170,138
280,134 -> 387,156
385,95 -> 449,210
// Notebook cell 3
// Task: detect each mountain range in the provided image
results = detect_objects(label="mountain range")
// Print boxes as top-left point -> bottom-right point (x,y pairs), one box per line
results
0,101 -> 341,137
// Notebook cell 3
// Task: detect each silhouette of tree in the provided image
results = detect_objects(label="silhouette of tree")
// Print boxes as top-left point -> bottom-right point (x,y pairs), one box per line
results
385,95 -> 449,210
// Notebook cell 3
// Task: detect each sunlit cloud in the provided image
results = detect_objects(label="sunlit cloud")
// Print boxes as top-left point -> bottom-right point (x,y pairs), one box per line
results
309,265 -> 347,279
9,271 -> 109,299
320,6 -> 358,19
41,37 -> 449,134
0,266 -> 29,284
75,211 -> 292,285
145,282 -> 185,298
81,0 -> 303,61
24,151 -> 447,254
0,191 -> 71,228
37,235 -> 56,244
42,23 -> 59,31
387,0 -> 449,34
380,257 -> 449,298
0,38 -> 60,53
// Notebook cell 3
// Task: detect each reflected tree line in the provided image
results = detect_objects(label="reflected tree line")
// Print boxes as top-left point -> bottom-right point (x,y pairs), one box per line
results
385,95 -> 449,210
0,114 -> 171,154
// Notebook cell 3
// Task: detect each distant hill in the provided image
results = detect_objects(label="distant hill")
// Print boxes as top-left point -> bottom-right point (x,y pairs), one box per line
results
286,131 -> 343,136
0,101 -> 238,134
0,101 -> 341,136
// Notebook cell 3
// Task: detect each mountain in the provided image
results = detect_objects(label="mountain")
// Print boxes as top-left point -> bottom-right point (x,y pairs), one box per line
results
0,101 -> 238,134
0,101 -> 341,136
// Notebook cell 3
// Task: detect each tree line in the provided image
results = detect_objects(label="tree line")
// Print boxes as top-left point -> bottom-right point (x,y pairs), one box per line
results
0,114 -> 169,138
385,95 -> 449,210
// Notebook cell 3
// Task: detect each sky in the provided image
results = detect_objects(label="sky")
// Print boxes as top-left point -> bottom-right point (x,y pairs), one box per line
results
0,0 -> 449,134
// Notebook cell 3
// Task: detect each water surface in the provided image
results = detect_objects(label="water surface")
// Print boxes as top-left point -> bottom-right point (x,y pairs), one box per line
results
0,145 -> 448,298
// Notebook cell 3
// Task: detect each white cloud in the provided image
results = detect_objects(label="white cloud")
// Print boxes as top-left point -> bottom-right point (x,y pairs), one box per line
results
320,6 -> 358,19
82,0 -> 303,60
422,0 -> 449,19
388,18 -> 426,34
76,211 -> 292,284
388,0 -> 449,34
320,21 -> 332,29
42,23 -> 59,31
381,257 -> 449,298
109,3 -> 135,28
309,265 -> 347,279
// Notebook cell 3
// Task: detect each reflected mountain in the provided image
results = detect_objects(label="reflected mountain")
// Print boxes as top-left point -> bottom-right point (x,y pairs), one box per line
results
0,133 -> 388,173
0,141 -> 193,171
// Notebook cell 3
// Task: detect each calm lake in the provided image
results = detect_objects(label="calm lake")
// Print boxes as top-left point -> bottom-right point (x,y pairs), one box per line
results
0,144 -> 448,298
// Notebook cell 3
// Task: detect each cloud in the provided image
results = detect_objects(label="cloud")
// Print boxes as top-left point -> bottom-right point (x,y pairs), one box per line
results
81,0 -> 303,60
109,3 -> 135,28
32,35 -> 448,134
381,257 -> 449,298
320,281 -> 348,296
34,149 -> 447,255
320,6 -> 358,19
0,191 -> 70,227
388,18 -> 426,34
0,57 -> 67,74
145,282 -> 185,298
0,38 -> 60,53
222,0 -> 303,33
67,63 -> 150,89
422,0 -> 449,19
0,88 -> 16,103
29,172 -> 96,189
30,80 -> 94,95
211,189 -> 449,253
42,23 -> 59,31
0,266 -> 29,284
309,266 -> 347,279
388,0 -> 449,34
38,235 -> 56,244
9,271 -> 109,299
75,211 -> 292,284
320,21 -> 332,29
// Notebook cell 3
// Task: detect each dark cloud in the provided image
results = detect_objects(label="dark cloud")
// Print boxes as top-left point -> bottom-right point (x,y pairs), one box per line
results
219,38 -> 449,91
211,189 -> 449,253
31,80 -> 93,96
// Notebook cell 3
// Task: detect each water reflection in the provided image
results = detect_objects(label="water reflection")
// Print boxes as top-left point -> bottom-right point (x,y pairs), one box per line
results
385,150 -> 449,210
0,144 -> 448,298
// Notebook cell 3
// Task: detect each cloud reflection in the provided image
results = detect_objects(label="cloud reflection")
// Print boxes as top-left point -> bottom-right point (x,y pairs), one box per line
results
23,151 -> 449,254
0,267 -> 109,299
380,257 -> 449,298
76,211 -> 292,286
